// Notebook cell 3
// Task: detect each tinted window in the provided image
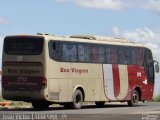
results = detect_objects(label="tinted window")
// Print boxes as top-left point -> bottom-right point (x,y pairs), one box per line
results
97,46 -> 105,63
131,47 -> 144,66
62,43 -> 77,62
4,36 -> 44,55
125,47 -> 132,64
132,47 -> 137,65
106,47 -> 111,64
118,47 -> 132,64
49,42 -> 62,61
118,47 -> 126,64
49,41 -> 77,62
111,47 -> 118,64
49,41 -> 145,66
137,48 -> 144,66
144,49 -> 154,83
78,44 -> 91,62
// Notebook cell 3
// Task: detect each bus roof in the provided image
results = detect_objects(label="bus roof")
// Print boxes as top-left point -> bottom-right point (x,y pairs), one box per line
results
40,33 -> 148,48
5,33 -> 149,49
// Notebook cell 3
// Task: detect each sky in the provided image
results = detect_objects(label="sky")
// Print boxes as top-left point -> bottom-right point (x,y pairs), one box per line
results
0,0 -> 160,95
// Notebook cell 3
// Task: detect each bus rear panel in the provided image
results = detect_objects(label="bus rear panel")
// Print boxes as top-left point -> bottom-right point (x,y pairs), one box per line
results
2,36 -> 47,101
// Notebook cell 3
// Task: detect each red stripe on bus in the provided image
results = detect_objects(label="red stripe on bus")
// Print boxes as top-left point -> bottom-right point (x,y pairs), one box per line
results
112,64 -> 120,97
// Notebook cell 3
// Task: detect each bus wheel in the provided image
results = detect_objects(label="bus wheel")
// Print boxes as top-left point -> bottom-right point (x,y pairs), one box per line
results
72,89 -> 83,109
128,90 -> 139,106
32,101 -> 50,110
95,102 -> 105,108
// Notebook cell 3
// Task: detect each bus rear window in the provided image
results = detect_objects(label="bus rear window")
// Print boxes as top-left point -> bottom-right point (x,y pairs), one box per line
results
4,36 -> 44,55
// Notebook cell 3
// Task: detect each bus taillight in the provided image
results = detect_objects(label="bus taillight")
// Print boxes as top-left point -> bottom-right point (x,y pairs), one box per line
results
2,76 -> 8,87
41,77 -> 47,86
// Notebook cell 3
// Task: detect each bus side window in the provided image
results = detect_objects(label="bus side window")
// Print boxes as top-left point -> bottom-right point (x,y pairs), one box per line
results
49,41 -> 54,59
111,47 -> 118,64
131,47 -> 144,66
90,45 -> 105,63
78,44 -> 92,63
78,44 -> 91,62
117,47 -> 131,65
118,47 -> 125,64
49,41 -> 61,61
92,46 -> 98,63
62,43 -> 77,62
125,47 -> 132,64
85,45 -> 92,63
78,44 -> 85,62
137,48 -> 144,66
97,46 -> 105,63
106,47 -> 111,64
132,47 -> 137,65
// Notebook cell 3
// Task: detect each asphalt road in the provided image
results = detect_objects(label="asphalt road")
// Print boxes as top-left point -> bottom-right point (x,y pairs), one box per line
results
0,102 -> 160,120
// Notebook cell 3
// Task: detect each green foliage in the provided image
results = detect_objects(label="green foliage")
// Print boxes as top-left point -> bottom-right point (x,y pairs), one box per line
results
153,96 -> 160,102
0,94 -> 31,107
9,101 -> 31,107
10,101 -> 24,106
0,95 -> 3,102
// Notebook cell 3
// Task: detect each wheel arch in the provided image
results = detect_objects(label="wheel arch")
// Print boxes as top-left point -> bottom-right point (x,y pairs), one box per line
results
72,85 -> 85,102
133,86 -> 142,101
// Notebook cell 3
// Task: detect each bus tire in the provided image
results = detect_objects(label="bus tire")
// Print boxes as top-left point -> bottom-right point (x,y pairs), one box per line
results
72,89 -> 83,109
95,101 -> 105,108
128,90 -> 139,106
32,101 -> 50,110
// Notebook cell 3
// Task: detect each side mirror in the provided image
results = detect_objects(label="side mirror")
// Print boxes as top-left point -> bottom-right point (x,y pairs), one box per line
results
155,62 -> 159,73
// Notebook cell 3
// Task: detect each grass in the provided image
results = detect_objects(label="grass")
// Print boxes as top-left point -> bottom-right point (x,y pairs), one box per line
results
11,101 -> 31,107
0,96 -> 3,102
0,94 -> 31,108
152,96 -> 160,102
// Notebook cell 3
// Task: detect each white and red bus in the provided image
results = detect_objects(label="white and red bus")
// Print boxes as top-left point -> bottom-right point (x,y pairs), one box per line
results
2,34 -> 159,109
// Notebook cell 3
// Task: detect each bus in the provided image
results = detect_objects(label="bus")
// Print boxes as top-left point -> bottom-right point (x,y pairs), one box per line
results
2,33 -> 159,109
